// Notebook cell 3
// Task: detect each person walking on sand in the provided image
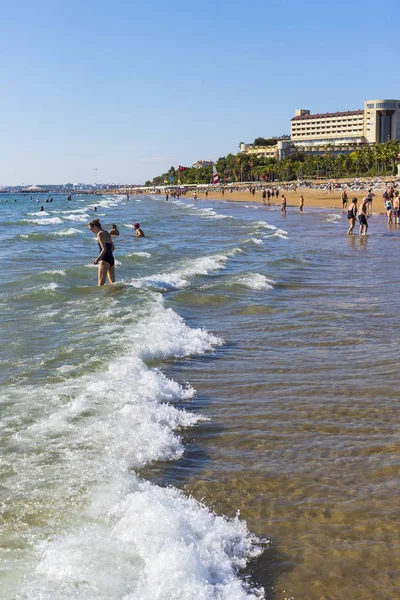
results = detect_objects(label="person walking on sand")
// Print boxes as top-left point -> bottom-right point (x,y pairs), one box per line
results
109,223 -> 119,236
299,194 -> 304,212
262,189 -> 267,205
88,218 -> 115,286
358,196 -> 369,236
341,190 -> 348,212
366,189 -> 374,216
281,194 -> 287,216
133,222 -> 145,237
347,198 -> 357,234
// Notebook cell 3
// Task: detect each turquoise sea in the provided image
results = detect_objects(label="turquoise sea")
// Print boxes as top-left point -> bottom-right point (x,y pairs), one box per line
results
1,193 -> 399,599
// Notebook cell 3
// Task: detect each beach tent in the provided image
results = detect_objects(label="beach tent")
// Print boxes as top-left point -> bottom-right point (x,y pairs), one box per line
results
23,185 -> 45,192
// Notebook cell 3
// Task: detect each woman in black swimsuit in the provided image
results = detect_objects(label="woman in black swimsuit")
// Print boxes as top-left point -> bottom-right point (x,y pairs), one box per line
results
347,198 -> 357,235
88,218 -> 115,286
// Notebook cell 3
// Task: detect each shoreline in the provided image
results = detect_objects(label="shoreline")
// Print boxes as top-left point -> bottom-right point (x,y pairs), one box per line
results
188,188 -> 387,214
189,188 -> 385,215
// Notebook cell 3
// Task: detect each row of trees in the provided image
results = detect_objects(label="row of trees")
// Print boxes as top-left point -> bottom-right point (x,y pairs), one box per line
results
145,140 -> 400,186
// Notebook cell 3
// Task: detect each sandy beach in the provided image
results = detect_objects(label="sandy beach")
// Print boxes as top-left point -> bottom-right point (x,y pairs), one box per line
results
194,187 -> 387,213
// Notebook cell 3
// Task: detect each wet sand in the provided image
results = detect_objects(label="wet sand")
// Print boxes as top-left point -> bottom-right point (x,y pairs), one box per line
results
197,188 -> 386,213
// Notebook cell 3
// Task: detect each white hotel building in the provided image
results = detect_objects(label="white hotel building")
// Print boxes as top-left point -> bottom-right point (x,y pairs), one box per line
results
291,99 -> 400,149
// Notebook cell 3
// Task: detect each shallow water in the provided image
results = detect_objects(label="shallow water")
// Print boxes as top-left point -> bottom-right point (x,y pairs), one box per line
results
1,193 -> 399,599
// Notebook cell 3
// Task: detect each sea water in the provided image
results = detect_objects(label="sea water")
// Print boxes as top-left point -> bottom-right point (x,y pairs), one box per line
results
1,193 -> 399,599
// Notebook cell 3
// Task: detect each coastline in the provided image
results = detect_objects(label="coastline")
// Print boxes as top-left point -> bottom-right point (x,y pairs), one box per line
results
193,188 -> 386,213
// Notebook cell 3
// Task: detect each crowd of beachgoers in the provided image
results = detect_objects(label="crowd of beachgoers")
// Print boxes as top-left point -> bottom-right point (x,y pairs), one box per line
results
133,175 -> 400,197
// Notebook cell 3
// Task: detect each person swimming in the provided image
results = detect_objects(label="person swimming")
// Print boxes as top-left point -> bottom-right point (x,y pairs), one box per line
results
109,223 -> 120,236
88,218 -> 115,286
133,222 -> 145,237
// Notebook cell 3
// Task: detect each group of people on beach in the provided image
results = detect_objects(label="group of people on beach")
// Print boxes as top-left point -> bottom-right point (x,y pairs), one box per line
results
345,186 -> 400,235
88,218 -> 145,286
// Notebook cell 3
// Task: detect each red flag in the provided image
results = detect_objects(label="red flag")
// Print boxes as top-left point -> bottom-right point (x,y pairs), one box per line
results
178,165 -> 187,171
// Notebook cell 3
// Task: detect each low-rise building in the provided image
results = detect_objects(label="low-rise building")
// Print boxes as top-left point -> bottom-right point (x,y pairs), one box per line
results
239,143 -> 278,159
192,160 -> 214,169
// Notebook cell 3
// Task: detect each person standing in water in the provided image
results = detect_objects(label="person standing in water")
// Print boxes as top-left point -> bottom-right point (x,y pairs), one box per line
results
358,196 -> 369,236
299,194 -> 304,212
347,198 -> 357,234
109,223 -> 119,236
393,193 -> 400,225
281,194 -> 287,216
88,218 -> 115,286
133,222 -> 145,237
385,197 -> 393,225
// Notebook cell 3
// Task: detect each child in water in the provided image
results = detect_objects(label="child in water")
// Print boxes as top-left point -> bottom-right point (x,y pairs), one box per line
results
133,222 -> 145,237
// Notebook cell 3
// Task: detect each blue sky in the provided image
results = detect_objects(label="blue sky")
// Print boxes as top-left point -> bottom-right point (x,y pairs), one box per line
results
0,0 -> 398,184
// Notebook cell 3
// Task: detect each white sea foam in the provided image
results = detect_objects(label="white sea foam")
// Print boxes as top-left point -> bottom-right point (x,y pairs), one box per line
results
42,270 -> 67,276
23,282 -> 60,294
53,228 -> 82,236
27,211 -> 50,216
325,213 -> 342,223
22,217 -> 64,225
194,207 -> 233,219
0,300 -> 261,600
42,282 -> 60,291
53,209 -> 89,214
18,480 -> 263,600
126,251 -> 152,258
254,220 -> 288,235
266,230 -> 289,240
62,213 -> 91,222
234,273 -> 275,290
133,250 -> 239,291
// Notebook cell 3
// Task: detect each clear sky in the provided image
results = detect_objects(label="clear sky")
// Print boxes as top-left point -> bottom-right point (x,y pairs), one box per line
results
0,0 -> 398,185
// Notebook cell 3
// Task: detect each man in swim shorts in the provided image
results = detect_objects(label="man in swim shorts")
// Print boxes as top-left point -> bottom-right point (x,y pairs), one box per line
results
358,196 -> 369,235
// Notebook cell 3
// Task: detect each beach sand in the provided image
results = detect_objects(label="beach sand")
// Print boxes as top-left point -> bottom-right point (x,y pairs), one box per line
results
196,188 -> 386,213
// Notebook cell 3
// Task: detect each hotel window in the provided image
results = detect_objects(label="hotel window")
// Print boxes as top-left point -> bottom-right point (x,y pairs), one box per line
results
376,102 -> 396,109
